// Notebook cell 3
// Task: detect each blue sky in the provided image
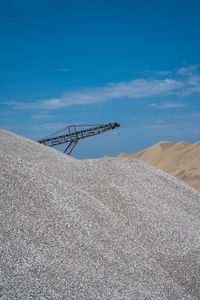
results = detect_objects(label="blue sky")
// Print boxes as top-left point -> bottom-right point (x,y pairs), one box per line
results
0,0 -> 200,158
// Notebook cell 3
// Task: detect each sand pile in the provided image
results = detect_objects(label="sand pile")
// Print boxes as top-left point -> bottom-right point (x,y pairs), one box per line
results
1,130 -> 200,299
118,140 -> 200,190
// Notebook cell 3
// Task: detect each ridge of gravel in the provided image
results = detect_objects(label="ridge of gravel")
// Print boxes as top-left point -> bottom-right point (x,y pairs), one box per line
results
0,130 -> 200,299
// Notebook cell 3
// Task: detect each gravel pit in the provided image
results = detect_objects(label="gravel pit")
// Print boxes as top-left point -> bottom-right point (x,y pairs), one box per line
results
0,130 -> 200,299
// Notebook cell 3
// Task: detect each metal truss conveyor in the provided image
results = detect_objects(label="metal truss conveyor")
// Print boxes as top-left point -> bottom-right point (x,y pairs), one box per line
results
37,122 -> 120,155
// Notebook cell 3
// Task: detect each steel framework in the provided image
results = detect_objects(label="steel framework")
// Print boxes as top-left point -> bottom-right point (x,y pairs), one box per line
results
37,122 -> 120,155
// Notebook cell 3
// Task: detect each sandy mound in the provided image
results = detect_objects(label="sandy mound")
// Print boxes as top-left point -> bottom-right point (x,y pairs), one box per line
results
118,140 -> 200,190
1,130 -> 200,299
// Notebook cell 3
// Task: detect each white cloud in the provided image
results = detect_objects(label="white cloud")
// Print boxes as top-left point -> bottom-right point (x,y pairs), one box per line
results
4,65 -> 200,110
177,64 -> 200,76
182,85 -> 200,96
174,113 -> 200,119
57,68 -> 70,72
31,113 -> 55,119
150,102 -> 186,109
154,70 -> 172,76
6,78 -> 184,110
176,65 -> 200,95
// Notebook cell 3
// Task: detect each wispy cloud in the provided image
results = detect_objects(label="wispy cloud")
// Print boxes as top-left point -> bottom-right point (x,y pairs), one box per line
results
32,122 -> 67,132
57,68 -> 70,72
31,113 -> 55,119
5,122 -> 67,134
154,70 -> 173,76
176,64 -> 200,76
174,113 -> 200,119
138,112 -> 200,139
4,65 -> 200,110
5,78 -> 183,110
176,65 -> 200,95
0,84 -> 20,89
150,102 -> 186,109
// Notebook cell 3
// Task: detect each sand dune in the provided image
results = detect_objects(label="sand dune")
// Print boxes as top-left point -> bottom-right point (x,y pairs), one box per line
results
1,130 -> 200,299
118,140 -> 200,189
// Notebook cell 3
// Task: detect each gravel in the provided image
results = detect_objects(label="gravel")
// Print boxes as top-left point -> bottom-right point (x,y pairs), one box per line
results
0,129 -> 200,299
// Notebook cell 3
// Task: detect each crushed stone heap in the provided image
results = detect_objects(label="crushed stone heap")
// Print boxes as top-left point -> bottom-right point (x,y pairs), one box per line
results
0,130 -> 200,299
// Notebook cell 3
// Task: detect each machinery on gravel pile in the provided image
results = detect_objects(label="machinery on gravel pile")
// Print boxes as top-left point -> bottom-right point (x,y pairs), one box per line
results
37,122 -> 120,155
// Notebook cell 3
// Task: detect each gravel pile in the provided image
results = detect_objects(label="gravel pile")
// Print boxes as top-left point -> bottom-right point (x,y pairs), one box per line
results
0,130 -> 200,299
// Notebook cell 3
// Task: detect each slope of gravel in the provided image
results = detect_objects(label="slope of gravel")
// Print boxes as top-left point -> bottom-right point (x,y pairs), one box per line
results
0,130 -> 200,299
